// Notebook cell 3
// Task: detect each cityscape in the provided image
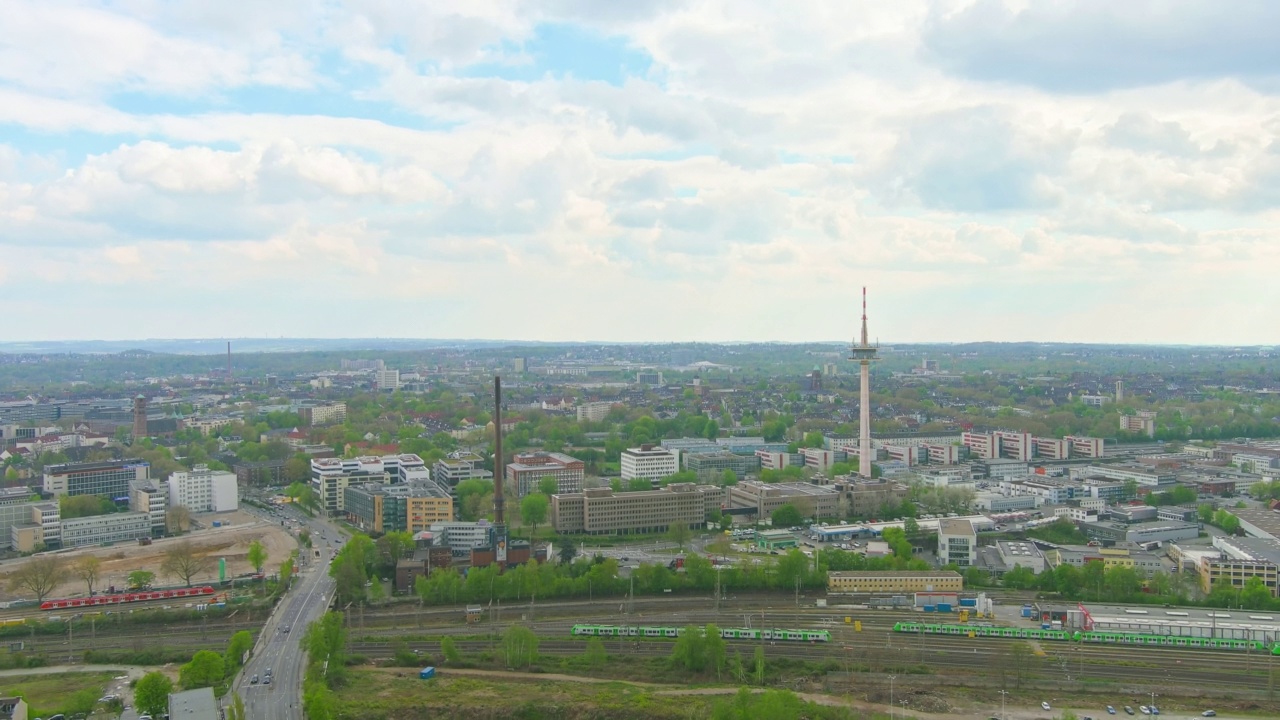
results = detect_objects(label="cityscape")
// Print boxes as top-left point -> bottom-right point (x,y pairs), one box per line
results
3,3 -> 1280,720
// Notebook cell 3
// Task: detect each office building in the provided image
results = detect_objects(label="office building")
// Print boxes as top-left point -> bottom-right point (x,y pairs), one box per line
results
43,459 -> 150,499
1034,437 -> 1070,460
728,480 -> 839,520
684,451 -> 760,480
962,432 -> 998,460
1081,520 -> 1199,545
344,481 -> 454,534
994,431 -> 1034,461
1066,436 -> 1106,458
832,478 -> 910,518
800,447 -> 835,473
1078,464 -> 1174,487
129,479 -> 169,537
1199,536 -> 1280,596
551,483 -> 721,535
620,445 -> 679,483
60,512 -> 152,548
428,520 -> 498,549
505,452 -> 586,497
432,452 -> 492,488
375,369 -> 400,391
996,541 -> 1046,573
939,518 -> 977,567
636,370 -> 664,385
167,465 -> 238,513
828,571 -> 963,594
974,492 -> 1039,513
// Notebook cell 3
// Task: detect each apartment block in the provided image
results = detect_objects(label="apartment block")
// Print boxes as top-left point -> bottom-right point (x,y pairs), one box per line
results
621,445 -> 679,482
167,465 -> 238,513
375,369 -> 400,391
1120,414 -> 1156,438
550,483 -> 718,535
43,459 -> 150,498
961,432 -> 997,460
298,401 -> 347,426
995,431 -> 1034,461
576,401 -> 615,422
505,452 -> 585,497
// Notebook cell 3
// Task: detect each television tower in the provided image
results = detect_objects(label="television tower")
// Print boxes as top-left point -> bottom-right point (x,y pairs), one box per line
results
848,287 -> 878,478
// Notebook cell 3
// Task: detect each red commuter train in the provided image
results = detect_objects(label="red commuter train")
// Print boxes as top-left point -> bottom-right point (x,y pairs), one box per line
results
39,585 -> 216,611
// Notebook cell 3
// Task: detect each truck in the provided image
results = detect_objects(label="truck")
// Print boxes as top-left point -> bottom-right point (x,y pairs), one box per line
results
137,538 -> 152,546
419,667 -> 436,680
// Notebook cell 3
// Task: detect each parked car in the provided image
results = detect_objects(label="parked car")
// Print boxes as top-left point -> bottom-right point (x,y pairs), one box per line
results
1107,706 -> 1116,715
1201,712 -> 1216,718
1042,702 -> 1052,711
1124,706 -> 1135,715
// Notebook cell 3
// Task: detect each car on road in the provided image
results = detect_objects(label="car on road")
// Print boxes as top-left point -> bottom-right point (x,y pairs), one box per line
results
1042,702 -> 1051,711
1201,711 -> 1216,717
1124,706 -> 1135,715
264,676 -> 271,685
1106,706 -> 1116,715
251,675 -> 259,684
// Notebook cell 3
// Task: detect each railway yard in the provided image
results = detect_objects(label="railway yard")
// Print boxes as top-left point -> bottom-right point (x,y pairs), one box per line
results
0,586 -> 1275,717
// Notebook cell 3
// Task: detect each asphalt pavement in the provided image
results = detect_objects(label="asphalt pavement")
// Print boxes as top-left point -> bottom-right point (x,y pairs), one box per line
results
232,510 -> 343,720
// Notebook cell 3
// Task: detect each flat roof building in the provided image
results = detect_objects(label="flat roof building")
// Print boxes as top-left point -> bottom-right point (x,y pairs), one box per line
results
939,518 -> 976,567
344,481 -> 454,534
168,464 -> 238,513
42,459 -> 149,499
620,445 -> 679,482
60,511 -> 151,548
550,483 -> 719,535
728,480 -> 839,520
505,452 -> 585,498
168,687 -> 218,720
828,570 -> 963,594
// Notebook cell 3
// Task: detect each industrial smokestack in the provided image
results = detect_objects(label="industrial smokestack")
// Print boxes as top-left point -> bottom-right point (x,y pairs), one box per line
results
493,375 -> 505,525
226,341 -> 232,379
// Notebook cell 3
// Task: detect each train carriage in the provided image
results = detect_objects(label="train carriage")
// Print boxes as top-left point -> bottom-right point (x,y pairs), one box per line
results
896,621 -> 1280,655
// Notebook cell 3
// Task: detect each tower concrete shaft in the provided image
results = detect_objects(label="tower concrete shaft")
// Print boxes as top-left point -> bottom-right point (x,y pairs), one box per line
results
848,287 -> 879,478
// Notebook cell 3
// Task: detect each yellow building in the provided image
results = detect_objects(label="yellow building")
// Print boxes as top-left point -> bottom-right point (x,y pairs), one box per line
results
828,570 -> 963,594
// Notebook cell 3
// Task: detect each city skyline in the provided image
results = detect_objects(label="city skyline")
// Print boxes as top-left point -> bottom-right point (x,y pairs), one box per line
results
3,2 -> 1279,344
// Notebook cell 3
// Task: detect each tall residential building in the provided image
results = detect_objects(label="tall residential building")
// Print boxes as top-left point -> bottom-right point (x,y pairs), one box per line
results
551,483 -> 720,535
1120,414 -> 1156,438
375,369 -> 400,391
505,452 -> 585,497
939,518 -> 977,567
620,445 -> 679,483
298,402 -> 347,426
576,401 -> 614,422
513,357 -> 528,372
167,465 -> 238,513
43,459 -> 150,499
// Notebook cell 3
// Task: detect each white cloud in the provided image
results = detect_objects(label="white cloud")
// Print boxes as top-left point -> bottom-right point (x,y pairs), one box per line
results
2,1 -> 1279,342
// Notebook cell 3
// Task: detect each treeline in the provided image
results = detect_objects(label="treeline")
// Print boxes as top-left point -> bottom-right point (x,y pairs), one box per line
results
303,611 -> 348,720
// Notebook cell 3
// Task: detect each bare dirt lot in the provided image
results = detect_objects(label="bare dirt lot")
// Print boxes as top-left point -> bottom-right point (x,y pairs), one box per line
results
0,509 -> 299,602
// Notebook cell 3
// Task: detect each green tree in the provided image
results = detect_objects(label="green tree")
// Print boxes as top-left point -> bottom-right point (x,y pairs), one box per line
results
721,469 -> 738,486
128,569 -> 156,590
441,636 -> 462,664
1241,576 -> 1272,610
134,671 -> 173,717
626,477 -> 653,492
520,493 -> 549,539
247,540 -> 268,574
666,522 -> 693,551
753,645 -> 766,685
503,624 -> 540,668
226,630 -> 254,671
671,624 -> 708,672
770,504 -> 804,528
558,542 -> 578,565
538,476 -> 559,496
179,649 -> 226,689
584,637 -> 607,669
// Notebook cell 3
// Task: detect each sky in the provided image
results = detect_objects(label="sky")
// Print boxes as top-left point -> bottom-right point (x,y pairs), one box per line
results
2,1 -> 1279,345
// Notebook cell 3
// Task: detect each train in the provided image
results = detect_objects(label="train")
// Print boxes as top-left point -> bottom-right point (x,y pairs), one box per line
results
39,585 -> 217,611
572,624 -> 831,642
893,621 -> 1280,655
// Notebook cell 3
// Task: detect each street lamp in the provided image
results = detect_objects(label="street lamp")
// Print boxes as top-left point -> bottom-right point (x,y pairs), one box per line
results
888,674 -> 897,720
999,689 -> 1009,720
1150,691 -> 1157,712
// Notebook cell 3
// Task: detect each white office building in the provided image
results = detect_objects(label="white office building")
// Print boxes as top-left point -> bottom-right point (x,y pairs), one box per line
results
167,465 -> 239,513
621,445 -> 679,482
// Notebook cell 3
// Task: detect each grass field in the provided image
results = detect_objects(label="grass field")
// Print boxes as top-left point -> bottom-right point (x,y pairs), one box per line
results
332,669 -> 885,720
2,670 -> 117,717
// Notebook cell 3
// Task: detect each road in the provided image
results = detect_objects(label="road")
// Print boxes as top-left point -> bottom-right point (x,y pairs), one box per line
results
232,506 -> 345,720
